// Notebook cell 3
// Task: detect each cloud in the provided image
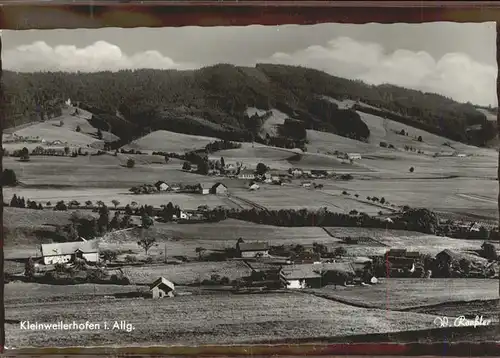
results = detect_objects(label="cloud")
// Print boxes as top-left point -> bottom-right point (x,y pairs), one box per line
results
260,37 -> 497,106
3,40 -> 197,72
3,37 -> 497,106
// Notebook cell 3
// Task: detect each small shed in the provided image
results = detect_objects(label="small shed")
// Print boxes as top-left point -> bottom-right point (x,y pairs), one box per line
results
149,277 -> 175,299
210,182 -> 228,195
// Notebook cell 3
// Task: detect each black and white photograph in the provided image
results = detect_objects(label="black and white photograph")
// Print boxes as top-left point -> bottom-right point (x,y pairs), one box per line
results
2,22 -> 499,348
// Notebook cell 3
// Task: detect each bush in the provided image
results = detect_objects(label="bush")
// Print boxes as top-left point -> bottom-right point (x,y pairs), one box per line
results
124,255 -> 137,263
1,169 -> 17,186
409,167 -> 415,173
379,141 -> 388,148
126,158 -> 135,168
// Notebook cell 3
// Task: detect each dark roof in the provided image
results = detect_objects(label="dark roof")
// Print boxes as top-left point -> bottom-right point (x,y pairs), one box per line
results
238,241 -> 269,252
280,263 -> 355,280
387,249 -> 407,257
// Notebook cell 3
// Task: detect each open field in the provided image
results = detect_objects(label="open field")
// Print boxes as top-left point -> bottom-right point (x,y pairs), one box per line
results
5,282 -> 146,304
3,155 -> 220,188
6,291 -> 441,347
3,107 -> 118,151
97,219 -> 338,259
311,278 -> 498,310
323,177 -> 498,220
125,130 -> 218,153
3,187 -> 230,210
230,185 -> 393,214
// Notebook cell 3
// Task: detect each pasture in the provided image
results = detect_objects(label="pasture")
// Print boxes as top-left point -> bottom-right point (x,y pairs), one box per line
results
6,291 -> 439,347
312,278 -> 498,310
229,185 -> 392,214
3,155 -> 216,188
125,130 -> 218,153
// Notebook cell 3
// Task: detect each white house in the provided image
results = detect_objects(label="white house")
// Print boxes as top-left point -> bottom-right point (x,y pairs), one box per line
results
41,240 -> 99,265
237,241 -> 269,258
457,153 -> 467,158
155,181 -> 170,192
302,182 -> 312,188
149,277 -> 175,299
249,183 -> 260,191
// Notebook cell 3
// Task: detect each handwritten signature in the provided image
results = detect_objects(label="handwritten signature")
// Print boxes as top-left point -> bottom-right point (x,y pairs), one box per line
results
434,315 -> 492,328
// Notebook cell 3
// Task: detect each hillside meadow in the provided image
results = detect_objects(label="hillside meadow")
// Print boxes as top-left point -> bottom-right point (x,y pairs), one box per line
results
6,291 -> 441,347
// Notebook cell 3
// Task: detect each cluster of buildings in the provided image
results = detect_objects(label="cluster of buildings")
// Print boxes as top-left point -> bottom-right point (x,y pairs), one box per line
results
130,181 -> 228,196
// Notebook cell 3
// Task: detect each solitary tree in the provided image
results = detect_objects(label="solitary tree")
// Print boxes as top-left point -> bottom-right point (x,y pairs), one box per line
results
137,236 -> 157,255
220,157 -> 225,168
64,147 -> 70,156
164,155 -> 169,164
417,136 -> 423,142
85,200 -> 93,208
195,247 -> 206,260
409,167 -> 415,173
111,199 -> 120,209
481,242 -> 498,261
76,125 -> 81,133
97,128 -> 103,140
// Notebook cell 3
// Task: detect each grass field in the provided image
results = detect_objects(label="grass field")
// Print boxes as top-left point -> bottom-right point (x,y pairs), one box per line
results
125,130 -> 218,153
97,219 -> 338,259
3,155 -> 219,188
3,107 -> 118,151
311,278 -> 498,310
5,282 -> 145,304
230,185 -> 392,214
6,290 -> 441,347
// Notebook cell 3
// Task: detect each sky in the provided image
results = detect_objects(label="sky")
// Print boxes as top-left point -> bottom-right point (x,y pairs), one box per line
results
2,22 -> 497,106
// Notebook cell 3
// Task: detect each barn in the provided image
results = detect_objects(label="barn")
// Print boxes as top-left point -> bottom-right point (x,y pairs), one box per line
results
41,240 -> 100,265
149,277 -> 175,298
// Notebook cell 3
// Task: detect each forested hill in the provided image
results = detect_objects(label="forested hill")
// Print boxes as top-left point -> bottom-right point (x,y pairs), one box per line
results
2,63 -> 495,147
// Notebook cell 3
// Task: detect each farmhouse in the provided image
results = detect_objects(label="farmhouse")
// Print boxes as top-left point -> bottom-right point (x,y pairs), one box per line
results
386,249 -> 420,277
210,182 -> 228,195
237,241 -> 270,258
155,181 -> 170,192
172,210 -> 189,220
302,181 -> 312,188
238,169 -> 256,180
279,262 -> 355,289
41,240 -> 99,265
279,265 -> 322,289
149,277 -> 175,299
290,168 -> 303,177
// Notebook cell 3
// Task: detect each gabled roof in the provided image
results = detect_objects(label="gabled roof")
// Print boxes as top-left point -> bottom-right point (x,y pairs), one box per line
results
41,240 -> 99,257
238,241 -> 269,252
212,182 -> 227,189
280,265 -> 322,280
149,277 -> 175,291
